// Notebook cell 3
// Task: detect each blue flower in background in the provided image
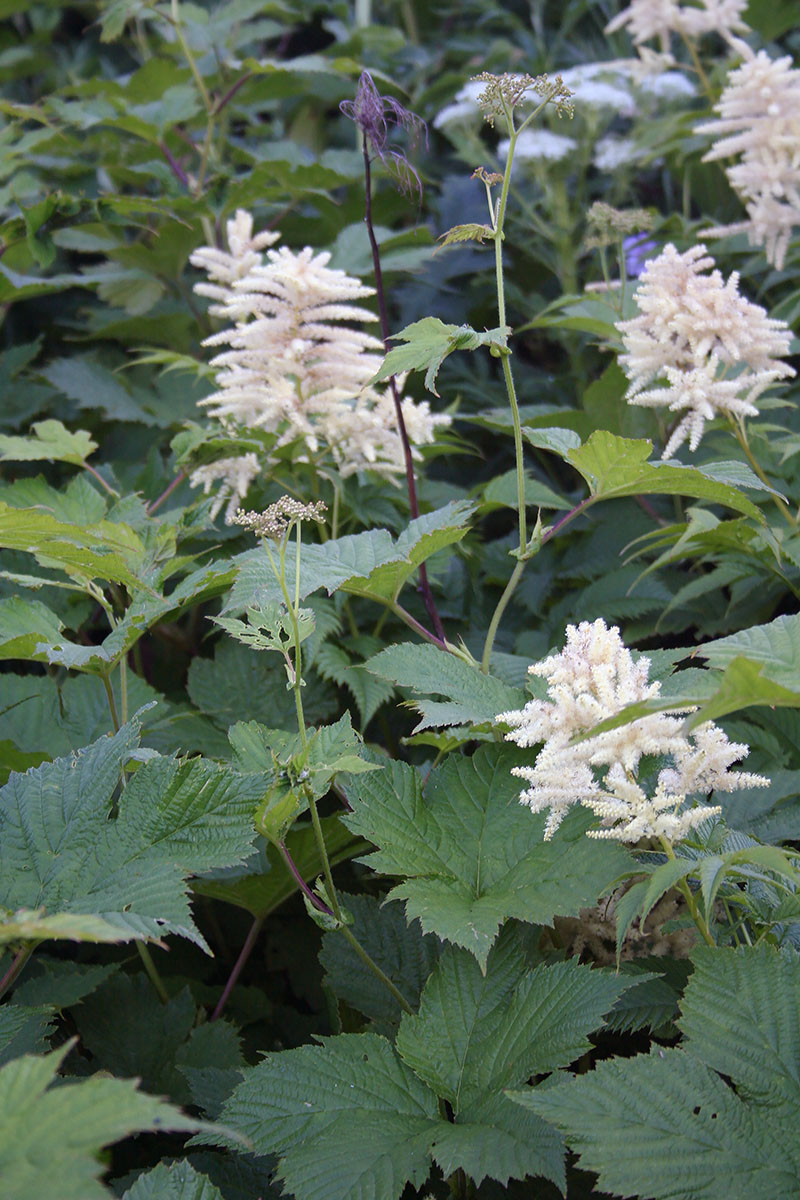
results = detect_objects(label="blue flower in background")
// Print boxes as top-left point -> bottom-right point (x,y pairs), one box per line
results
623,233 -> 657,277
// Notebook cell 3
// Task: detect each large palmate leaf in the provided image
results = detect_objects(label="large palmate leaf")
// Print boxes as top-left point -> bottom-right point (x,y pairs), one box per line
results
566,431 -> 763,517
518,945 -> 800,1199
342,745 -> 629,968
364,642 -> 524,729
221,931 -> 628,1198
0,717 -> 263,949
0,1043 -> 225,1200
396,933 -> 627,1190
227,502 -> 474,613
220,1032 -> 439,1200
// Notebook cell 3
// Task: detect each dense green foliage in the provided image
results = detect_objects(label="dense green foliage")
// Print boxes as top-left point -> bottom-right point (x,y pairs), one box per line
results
2,1 -> 800,1197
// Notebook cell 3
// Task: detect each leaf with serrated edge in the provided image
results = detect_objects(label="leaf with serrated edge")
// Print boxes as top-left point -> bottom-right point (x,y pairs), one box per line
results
566,431 -> 762,518
0,718 -> 262,950
227,502 -> 473,614
515,944 -> 800,1199
342,745 -> 629,967
0,1043 -> 235,1200
364,642 -> 524,730
121,1161 -> 224,1200
220,1032 -> 439,1200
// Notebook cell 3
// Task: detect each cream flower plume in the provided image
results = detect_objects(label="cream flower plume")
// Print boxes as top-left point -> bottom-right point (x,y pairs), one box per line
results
696,43 -> 800,268
189,211 -> 450,515
615,242 -> 793,456
496,619 -> 768,843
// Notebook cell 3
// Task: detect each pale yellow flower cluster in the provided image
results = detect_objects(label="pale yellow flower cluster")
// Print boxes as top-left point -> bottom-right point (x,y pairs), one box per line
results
496,619 -> 768,844
696,43 -> 800,269
616,243 -> 793,457
189,211 -> 450,518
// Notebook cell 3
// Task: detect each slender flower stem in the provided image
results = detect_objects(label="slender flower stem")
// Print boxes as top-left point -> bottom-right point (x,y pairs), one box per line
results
169,0 -> 212,112
277,841 -> 334,915
136,942 -> 170,1004
481,559 -> 524,673
160,141 -> 190,188
102,673 -> 120,733
660,838 -> 716,948
211,915 -> 264,1021
480,496 -> 595,669
213,71 -> 253,115
390,601 -> 446,649
266,521 -> 414,1016
82,461 -> 119,497
730,419 -> 796,527
0,944 -> 34,1001
147,470 -> 186,516
362,143 -> 446,643
339,923 -> 414,1015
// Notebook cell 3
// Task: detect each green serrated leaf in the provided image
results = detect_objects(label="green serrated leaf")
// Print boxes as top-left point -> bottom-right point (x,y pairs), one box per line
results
0,420 -> 97,465
342,745 -> 629,968
228,502 -> 474,613
0,718 -> 263,950
566,431 -> 762,518
121,1162 -> 225,1200
438,223 -> 494,246
516,945 -> 800,1198
371,318 -> 510,396
0,1043 -> 231,1200
364,642 -> 523,730
220,1032 -> 439,1200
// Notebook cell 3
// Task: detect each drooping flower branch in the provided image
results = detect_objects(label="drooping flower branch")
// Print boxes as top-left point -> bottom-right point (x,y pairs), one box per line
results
340,71 -> 446,642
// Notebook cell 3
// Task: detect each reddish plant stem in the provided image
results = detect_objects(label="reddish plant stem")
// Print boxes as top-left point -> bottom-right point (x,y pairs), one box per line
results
147,470 -> 186,516
362,142 -> 446,644
213,71 -> 253,115
277,840 -> 334,915
0,945 -> 34,1002
160,141 -> 190,188
210,914 -> 264,1021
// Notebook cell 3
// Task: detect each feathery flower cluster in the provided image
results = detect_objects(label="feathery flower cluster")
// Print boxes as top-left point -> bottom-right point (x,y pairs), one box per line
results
231,496 -> 327,540
605,0 -> 748,58
616,242 -> 794,457
189,453 -> 261,523
189,211 -> 450,517
696,44 -> 800,269
496,619 -> 768,843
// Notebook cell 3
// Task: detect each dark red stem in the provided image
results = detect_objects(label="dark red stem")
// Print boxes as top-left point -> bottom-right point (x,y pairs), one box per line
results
160,141 -> 190,188
277,841 -> 334,915
210,914 -> 263,1021
213,72 -> 253,115
362,141 -> 446,644
147,470 -> 186,516
0,945 -> 33,1002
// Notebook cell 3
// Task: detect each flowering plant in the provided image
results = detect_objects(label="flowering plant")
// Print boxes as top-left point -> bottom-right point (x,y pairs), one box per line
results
1,3 -> 800,1200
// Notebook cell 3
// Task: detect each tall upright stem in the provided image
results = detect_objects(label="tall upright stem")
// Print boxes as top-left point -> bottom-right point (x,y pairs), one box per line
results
362,144 -> 446,643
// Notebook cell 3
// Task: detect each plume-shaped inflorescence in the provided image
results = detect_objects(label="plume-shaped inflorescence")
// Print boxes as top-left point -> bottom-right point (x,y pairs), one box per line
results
496,619 -> 768,844
614,242 -> 793,457
188,210 -> 450,519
